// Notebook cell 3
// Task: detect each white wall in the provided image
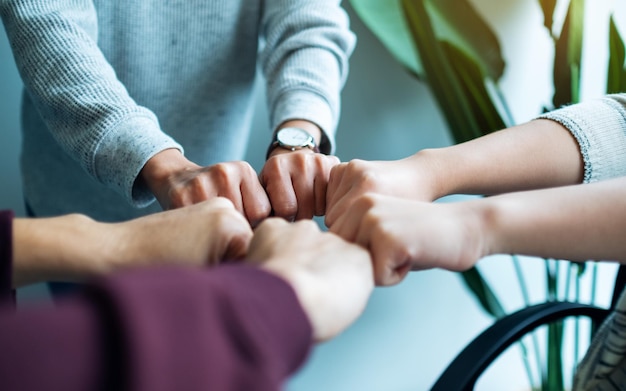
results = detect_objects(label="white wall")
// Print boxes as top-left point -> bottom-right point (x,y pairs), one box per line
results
0,1 -> 622,390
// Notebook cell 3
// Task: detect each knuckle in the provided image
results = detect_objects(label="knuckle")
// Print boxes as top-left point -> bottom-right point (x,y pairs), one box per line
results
208,196 -> 235,210
209,163 -> 234,185
274,202 -> 298,218
355,193 -> 379,210
293,219 -> 319,232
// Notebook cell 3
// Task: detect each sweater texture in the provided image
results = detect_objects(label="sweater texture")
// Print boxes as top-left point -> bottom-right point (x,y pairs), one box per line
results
1,0 -> 355,221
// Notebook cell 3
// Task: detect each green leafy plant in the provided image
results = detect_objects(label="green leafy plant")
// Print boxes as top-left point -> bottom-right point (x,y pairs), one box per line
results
349,0 -> 626,389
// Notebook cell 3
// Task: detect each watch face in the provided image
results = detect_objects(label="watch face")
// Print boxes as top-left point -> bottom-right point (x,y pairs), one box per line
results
277,127 -> 313,147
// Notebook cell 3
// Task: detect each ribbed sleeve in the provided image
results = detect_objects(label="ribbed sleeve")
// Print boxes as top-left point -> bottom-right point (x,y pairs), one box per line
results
538,94 -> 626,183
5,0 -> 354,219
0,1 -> 182,206
261,0 -> 356,154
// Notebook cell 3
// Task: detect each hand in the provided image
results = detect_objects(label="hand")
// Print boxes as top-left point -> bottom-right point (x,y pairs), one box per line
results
12,198 -> 254,287
260,149 -> 339,221
329,193 -> 484,286
247,218 -> 374,342
141,149 -> 271,225
325,154 -> 437,228
110,197 -> 254,269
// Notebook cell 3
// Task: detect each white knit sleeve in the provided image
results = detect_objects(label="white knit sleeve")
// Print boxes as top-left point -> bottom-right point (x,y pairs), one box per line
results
538,94 -> 626,183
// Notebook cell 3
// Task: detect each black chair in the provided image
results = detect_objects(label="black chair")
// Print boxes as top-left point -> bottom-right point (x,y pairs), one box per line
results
431,264 -> 626,391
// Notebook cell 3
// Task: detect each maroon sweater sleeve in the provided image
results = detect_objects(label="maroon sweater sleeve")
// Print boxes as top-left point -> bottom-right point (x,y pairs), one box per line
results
0,210 -> 14,303
0,264 -> 313,391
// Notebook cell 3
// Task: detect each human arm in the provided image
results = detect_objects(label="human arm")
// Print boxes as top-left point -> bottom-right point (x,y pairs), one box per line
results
247,218 -> 373,341
139,149 -> 271,225
11,198 -> 252,288
261,120 -> 340,221
0,1 -> 181,207
0,266 -> 313,391
258,0 -> 355,220
0,213 -> 373,390
326,118 -> 584,226
326,94 -> 626,226
330,176 -> 626,286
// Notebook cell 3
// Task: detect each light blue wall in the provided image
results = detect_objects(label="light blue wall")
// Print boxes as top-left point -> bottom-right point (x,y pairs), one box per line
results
0,22 -> 24,216
0,1 -> 621,390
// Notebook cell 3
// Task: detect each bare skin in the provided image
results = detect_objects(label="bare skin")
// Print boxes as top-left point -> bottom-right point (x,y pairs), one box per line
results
324,118 -> 625,286
249,218 -> 374,341
325,119 -> 583,227
141,119 -> 339,224
330,175 -> 626,286
12,198 -> 252,287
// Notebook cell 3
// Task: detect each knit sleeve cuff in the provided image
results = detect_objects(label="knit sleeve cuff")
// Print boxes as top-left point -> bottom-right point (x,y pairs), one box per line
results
93,114 -> 183,208
537,94 -> 626,183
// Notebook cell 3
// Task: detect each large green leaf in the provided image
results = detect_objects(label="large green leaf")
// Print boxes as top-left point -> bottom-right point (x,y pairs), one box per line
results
427,0 -> 505,80
349,0 -> 423,78
442,41 -> 507,141
552,0 -> 585,107
460,267 -> 506,319
348,0 -> 505,82
399,0 -> 506,144
607,15 -> 626,94
401,0 -> 480,137
545,321 -> 565,391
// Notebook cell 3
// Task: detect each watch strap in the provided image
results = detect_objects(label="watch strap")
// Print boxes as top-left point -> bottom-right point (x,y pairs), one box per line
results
266,141 -> 320,160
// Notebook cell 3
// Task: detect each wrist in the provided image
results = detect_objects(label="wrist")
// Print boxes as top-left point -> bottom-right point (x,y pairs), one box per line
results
467,197 -> 503,259
267,120 -> 326,159
406,149 -> 450,201
139,149 -> 197,196
277,120 -> 323,145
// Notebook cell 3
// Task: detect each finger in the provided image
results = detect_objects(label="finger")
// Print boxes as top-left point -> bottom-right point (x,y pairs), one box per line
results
205,196 -> 237,210
328,203 -> 364,243
168,185 -> 210,210
292,164 -> 315,221
325,162 -> 347,210
203,207 -> 252,265
208,163 -> 245,214
325,190 -> 358,229
262,158 -> 298,221
240,174 -> 271,226
356,219 -> 411,287
325,164 -> 354,226
253,217 -> 290,239
247,217 -> 290,262
314,155 -> 340,216
291,219 -> 322,236
222,220 -> 254,261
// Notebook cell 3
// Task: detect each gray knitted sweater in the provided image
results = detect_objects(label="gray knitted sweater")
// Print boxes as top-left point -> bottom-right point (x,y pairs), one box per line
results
1,0 -> 355,221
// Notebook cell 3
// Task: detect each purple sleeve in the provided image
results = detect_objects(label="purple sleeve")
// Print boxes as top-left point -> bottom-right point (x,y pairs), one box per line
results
0,265 -> 313,391
0,210 -> 15,304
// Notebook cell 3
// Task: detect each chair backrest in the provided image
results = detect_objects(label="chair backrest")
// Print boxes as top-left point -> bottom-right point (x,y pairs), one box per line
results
611,264 -> 626,309
431,261 -> 625,390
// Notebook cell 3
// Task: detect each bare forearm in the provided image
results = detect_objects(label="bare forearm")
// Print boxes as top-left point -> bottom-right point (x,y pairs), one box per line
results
13,215 -> 114,287
474,176 -> 626,262
415,119 -> 584,199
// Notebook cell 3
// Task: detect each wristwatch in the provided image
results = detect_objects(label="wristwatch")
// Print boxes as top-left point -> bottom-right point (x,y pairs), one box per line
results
266,127 -> 320,159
